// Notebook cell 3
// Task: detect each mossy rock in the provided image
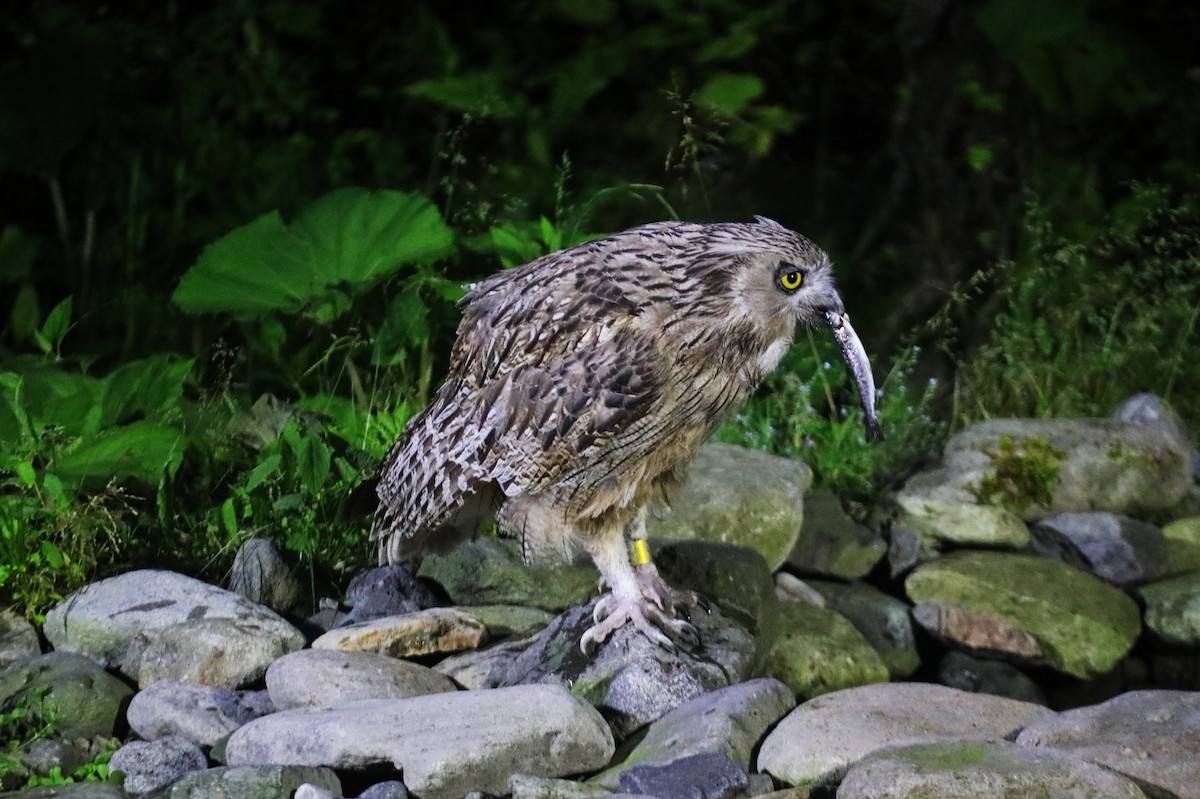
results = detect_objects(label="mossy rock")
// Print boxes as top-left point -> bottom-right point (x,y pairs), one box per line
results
760,599 -> 889,698
1163,516 -> 1200,575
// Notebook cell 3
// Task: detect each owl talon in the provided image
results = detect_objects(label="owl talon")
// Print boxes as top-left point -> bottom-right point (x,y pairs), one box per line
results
579,590 -> 700,654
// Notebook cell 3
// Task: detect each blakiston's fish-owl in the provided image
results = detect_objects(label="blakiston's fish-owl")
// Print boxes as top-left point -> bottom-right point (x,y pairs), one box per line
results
353,218 -> 882,652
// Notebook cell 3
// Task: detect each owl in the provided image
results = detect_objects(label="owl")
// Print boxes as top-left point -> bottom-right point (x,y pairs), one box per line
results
356,218 -> 881,651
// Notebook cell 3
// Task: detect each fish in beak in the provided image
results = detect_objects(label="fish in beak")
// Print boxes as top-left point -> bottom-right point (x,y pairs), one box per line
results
826,310 -> 884,442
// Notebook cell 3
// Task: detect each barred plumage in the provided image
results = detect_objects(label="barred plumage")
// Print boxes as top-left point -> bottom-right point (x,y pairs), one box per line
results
359,217 -> 881,650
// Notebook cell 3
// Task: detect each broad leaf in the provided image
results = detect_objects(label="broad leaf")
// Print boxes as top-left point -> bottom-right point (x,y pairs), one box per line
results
48,420 -> 186,487
101,354 -> 194,428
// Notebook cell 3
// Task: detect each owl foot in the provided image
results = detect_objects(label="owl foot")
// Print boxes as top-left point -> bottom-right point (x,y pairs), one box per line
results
634,563 -> 711,615
581,591 -> 701,655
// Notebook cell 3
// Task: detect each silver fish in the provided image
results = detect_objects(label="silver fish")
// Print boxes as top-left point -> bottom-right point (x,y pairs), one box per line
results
826,310 -> 884,442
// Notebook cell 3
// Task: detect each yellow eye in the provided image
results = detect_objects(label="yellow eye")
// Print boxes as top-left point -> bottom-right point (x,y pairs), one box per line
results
778,269 -> 803,291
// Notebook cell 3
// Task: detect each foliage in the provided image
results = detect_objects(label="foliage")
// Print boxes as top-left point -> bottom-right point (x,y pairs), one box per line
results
22,739 -> 119,787
969,435 -> 1066,513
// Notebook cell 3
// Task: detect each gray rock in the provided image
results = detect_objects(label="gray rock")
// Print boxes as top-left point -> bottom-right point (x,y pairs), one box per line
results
418,538 -> 597,612
140,765 -> 342,799
786,492 -> 885,579
42,570 -> 304,685
897,418 -> 1193,521
135,617 -> 302,689
225,685 -> 614,799
1030,511 -> 1168,586
0,609 -> 40,668
1138,570 -> 1200,646
109,737 -> 208,795
912,602 -> 1045,663
1114,392 -> 1200,481
896,495 -> 1030,548
15,737 -> 95,781
0,652 -> 133,740
755,682 -> 1052,790
311,608 -> 487,658
883,524 -> 938,579
648,443 -> 812,571
1150,653 -> 1200,690
357,782 -> 409,799
509,774 -> 608,799
265,649 -> 456,709
806,580 -> 920,678
455,605 -> 555,638
838,740 -> 1146,799
905,551 -> 1141,678
229,538 -> 305,617
619,752 -> 750,799
593,679 -> 794,791
434,637 -> 531,690
1163,516 -> 1200,575
126,680 -> 273,747
487,599 -> 755,739
937,651 -> 1046,705
1016,689 -> 1200,799
3,785 -> 130,798
340,564 -> 443,626
294,785 -> 337,799
654,541 -> 776,634
760,598 -> 889,699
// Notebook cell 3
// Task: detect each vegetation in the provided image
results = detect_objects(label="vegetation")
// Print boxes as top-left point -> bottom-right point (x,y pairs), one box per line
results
1,0 -> 1198,622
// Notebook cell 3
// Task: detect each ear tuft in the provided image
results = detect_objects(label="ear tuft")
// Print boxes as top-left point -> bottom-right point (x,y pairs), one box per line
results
753,215 -> 787,231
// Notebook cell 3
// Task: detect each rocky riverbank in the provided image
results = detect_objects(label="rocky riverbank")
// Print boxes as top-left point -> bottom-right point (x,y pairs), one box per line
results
3,397 -> 1200,798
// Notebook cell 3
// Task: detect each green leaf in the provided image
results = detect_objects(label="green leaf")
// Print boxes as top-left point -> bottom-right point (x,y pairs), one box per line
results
292,430 -> 331,496
0,225 -> 41,283
405,72 -> 518,118
100,355 -> 193,427
371,283 -> 432,366
10,285 -> 40,342
221,498 -> 238,539
48,421 -> 186,487
172,188 -> 455,318
39,540 -> 65,569
39,297 -> 73,353
696,73 -> 765,116
244,453 -> 282,492
13,368 -> 104,436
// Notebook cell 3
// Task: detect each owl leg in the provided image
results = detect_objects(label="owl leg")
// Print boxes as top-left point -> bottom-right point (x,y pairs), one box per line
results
579,519 -> 699,654
627,508 -> 709,615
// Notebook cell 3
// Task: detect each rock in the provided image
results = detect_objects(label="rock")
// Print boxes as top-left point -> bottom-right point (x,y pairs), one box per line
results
294,784 -> 337,799
265,649 -> 456,709
785,492 -> 885,579
618,751 -> 751,799
434,637 -> 531,690
135,617 -> 302,689
905,551 -> 1141,678
42,570 -> 304,686
1163,516 -> 1200,574
912,603 -> 1046,661
1114,392 -> 1200,481
895,495 -> 1030,548
760,598 -> 889,698
1016,689 -> 1200,799
487,599 -> 755,739
109,737 -> 208,795
125,680 -> 273,747
0,609 -> 40,668
648,443 -> 812,571
883,525 -> 938,579
837,740 -> 1146,799
1030,511 -> 1168,586
4,785 -> 130,798
897,418 -> 1192,521
805,580 -> 920,678
312,608 -> 486,657
592,678 -> 794,791
1137,571 -> 1200,647
15,737 -> 97,783
936,651 -> 1046,705
358,782 -> 409,799
755,682 -> 1052,789
340,564 -> 444,625
510,774 -> 608,799
654,541 -> 776,634
773,573 -> 826,607
141,764 -> 342,799
229,538 -> 305,617
225,685 -> 614,799
456,605 -> 555,639
1150,653 -> 1200,690
418,538 -> 597,611
0,652 -> 133,740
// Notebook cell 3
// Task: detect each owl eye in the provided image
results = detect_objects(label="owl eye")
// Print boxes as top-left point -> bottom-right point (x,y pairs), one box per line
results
776,263 -> 803,292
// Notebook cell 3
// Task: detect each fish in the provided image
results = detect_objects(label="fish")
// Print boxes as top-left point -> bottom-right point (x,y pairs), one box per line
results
826,310 -> 885,442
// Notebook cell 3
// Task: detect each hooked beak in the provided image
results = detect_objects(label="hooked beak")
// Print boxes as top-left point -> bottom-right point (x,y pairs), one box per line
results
825,311 -> 884,442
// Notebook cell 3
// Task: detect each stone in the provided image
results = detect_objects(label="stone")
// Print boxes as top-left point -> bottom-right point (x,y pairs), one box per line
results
1150,653 -> 1200,690
456,605 -> 555,639
647,443 -> 812,571
142,764 -> 342,799
109,736 -> 207,795
837,740 -> 1146,799
265,649 -> 456,709
225,685 -> 613,799
434,637 -> 531,690
1016,689 -> 1200,799
912,603 -> 1046,662
1114,392 -> 1199,480
1030,511 -> 1168,586
805,580 -> 920,678
0,652 -> 133,740
936,651 -> 1046,705
510,774 -> 609,799
14,737 -> 96,782
895,495 -> 1030,548
905,551 -> 1141,678
125,680 -> 273,747
135,617 -> 301,689
294,784 -> 337,799
755,682 -> 1052,789
311,608 -> 486,657
773,573 -> 826,607
883,525 -> 938,579
340,564 -> 443,625
760,598 -> 889,699
487,599 -> 755,739
654,540 -> 776,634
897,418 -> 1193,521
1163,516 -> 1200,574
418,538 -> 597,611
618,751 -> 750,799
229,538 -> 304,617
41,570 -> 304,685
0,609 -> 40,668
358,782 -> 409,799
592,678 -> 794,791
2,785 -> 129,798
1137,570 -> 1200,647
785,492 -> 885,579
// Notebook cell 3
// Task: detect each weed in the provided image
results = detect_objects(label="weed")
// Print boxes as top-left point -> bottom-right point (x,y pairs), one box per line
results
969,435 -> 1065,513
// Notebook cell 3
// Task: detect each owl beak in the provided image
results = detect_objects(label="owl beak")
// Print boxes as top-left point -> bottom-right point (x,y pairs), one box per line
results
825,311 -> 885,442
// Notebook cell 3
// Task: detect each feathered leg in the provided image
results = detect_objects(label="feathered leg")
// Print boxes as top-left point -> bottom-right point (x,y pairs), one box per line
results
627,507 -> 707,616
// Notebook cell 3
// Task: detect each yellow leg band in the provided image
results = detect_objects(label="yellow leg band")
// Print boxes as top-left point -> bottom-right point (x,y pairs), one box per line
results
630,539 -> 652,566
